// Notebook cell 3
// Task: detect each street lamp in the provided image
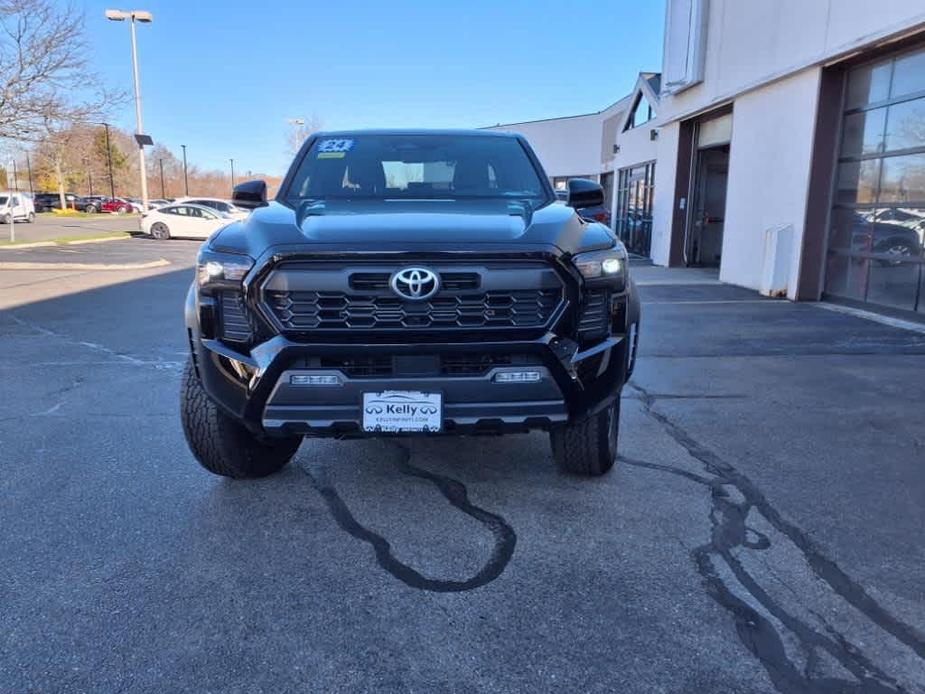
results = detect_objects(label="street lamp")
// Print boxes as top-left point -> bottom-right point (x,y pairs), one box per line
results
181,144 -> 189,196
25,152 -> 34,196
105,9 -> 153,211
82,157 -> 93,195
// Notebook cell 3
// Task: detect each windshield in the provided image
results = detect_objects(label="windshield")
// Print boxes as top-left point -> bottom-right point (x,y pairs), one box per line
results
284,134 -> 548,205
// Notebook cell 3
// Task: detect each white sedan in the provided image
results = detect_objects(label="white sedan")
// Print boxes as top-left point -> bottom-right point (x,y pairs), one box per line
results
174,197 -> 249,220
141,203 -> 236,240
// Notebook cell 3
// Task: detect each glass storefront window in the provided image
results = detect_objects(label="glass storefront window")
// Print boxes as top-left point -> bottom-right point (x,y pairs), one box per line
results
845,60 -> 892,109
867,262 -> 921,311
825,44 -> 925,313
841,108 -> 887,157
828,208 -> 869,250
879,153 -> 925,203
871,207 -> 925,258
835,159 -> 880,204
883,97 -> 925,152
615,162 -> 655,256
891,50 -> 925,99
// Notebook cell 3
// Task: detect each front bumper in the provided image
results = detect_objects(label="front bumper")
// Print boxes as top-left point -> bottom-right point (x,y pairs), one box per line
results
188,303 -> 628,438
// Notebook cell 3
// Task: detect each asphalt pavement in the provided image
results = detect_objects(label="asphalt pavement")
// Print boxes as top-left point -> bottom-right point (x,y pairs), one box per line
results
1,213 -> 140,244
1,239 -> 923,693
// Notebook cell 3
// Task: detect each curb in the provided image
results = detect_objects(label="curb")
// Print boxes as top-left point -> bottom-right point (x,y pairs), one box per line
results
64,235 -> 133,246
0,258 -> 171,271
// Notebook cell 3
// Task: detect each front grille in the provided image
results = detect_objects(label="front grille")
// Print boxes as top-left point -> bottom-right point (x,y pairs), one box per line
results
578,289 -> 610,341
302,353 -> 535,378
440,353 -> 514,375
265,289 -> 561,331
319,355 -> 392,377
219,291 -> 253,343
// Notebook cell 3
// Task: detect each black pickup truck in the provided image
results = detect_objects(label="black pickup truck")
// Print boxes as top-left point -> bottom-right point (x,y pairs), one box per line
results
181,130 -> 640,478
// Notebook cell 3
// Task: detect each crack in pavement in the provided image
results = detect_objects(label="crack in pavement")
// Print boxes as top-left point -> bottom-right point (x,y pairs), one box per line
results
4,314 -> 183,370
624,382 -> 925,693
298,439 -> 516,593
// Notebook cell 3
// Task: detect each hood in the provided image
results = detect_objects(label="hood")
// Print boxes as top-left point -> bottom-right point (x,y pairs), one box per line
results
211,199 -> 616,259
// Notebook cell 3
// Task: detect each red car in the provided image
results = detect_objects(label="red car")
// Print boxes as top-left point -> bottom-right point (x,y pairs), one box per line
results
99,197 -> 133,214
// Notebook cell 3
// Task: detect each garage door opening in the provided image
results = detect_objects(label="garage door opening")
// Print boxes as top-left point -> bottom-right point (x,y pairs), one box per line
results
688,144 -> 729,267
671,109 -> 733,268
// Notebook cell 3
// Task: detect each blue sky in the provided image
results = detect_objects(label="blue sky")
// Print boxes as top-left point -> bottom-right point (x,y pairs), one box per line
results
84,0 -> 666,176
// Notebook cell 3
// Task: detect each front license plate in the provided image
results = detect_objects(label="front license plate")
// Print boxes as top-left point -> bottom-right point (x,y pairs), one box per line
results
362,391 -> 442,433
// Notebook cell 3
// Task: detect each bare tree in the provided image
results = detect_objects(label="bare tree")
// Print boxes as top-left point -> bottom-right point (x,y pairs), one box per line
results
0,0 -> 120,204
286,115 -> 322,156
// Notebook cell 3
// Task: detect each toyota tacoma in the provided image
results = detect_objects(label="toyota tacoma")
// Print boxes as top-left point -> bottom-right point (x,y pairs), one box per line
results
181,130 -> 640,478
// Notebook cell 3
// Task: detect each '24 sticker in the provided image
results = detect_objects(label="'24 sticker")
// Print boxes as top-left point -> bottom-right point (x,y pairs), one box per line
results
316,139 -> 354,158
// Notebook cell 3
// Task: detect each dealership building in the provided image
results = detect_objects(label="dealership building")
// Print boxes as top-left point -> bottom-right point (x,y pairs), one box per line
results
490,0 -> 925,318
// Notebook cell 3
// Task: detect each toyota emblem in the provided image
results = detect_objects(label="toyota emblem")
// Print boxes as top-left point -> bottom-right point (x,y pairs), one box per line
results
390,267 -> 439,301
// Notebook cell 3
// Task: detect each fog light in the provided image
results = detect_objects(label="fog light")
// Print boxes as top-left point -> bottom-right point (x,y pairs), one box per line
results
291,373 -> 342,386
492,370 -> 542,383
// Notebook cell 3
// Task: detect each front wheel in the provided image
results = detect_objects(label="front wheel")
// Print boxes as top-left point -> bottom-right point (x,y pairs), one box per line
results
180,358 -> 301,479
549,397 -> 621,476
26,212 -> 34,223
0,214 -> 9,224
150,222 -> 170,240
85,204 -> 98,214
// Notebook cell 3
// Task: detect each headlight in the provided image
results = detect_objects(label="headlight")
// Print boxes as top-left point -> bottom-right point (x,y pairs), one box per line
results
196,248 -> 254,290
572,243 -> 628,289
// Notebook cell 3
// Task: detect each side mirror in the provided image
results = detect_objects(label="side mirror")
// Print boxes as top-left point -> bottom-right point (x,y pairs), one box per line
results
566,178 -> 604,209
232,180 -> 268,209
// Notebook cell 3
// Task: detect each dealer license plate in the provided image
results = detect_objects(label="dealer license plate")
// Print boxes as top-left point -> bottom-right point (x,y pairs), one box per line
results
362,391 -> 442,433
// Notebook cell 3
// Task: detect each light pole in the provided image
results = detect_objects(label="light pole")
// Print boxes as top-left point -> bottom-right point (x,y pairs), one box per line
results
230,158 -> 235,193
25,152 -> 34,196
105,9 -> 152,210
83,158 -> 93,195
159,158 -> 165,198
181,144 -> 189,196
101,122 -> 116,198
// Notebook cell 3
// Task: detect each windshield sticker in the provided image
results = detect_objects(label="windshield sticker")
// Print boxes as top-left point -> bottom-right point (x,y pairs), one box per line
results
317,139 -> 354,159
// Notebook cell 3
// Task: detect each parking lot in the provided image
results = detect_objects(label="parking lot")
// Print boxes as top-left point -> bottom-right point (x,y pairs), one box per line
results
1,238 -> 924,692
1,213 -> 139,245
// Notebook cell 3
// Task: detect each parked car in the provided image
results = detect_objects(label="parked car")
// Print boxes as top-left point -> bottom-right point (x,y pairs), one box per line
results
555,189 -> 611,225
148,198 -> 170,208
0,192 -> 35,223
33,191 -> 97,212
81,195 -> 110,213
98,197 -> 134,214
116,197 -> 143,213
180,130 -> 641,480
175,197 -> 248,219
141,203 -> 235,239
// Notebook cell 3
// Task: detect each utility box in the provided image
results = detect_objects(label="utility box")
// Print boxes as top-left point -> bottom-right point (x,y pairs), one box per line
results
760,224 -> 793,298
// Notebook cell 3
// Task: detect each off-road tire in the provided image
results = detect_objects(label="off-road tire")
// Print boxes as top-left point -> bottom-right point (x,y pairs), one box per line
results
150,222 -> 170,240
180,358 -> 301,478
550,396 -> 621,476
